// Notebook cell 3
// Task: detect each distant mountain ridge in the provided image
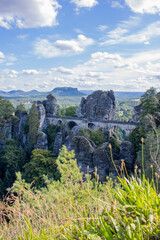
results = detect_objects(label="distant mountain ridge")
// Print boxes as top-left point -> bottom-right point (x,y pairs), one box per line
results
0,87 -> 144,99
0,87 -> 86,98
50,87 -> 85,96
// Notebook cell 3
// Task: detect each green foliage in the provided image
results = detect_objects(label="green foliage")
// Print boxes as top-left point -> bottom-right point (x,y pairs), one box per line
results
109,136 -> 120,159
46,124 -> 60,151
115,100 -> 137,121
24,148 -> 60,187
0,147 -> 159,239
140,87 -> 159,118
57,145 -> 83,183
89,129 -> 106,146
65,105 -> 77,117
28,103 -> 39,151
0,97 -> 14,123
137,125 -> 160,180
127,126 -> 145,153
80,128 -> 90,139
57,105 -> 77,117
15,103 -> 26,112
0,139 -> 25,196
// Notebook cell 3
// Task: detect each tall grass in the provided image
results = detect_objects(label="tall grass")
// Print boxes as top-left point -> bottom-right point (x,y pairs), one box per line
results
0,146 -> 160,239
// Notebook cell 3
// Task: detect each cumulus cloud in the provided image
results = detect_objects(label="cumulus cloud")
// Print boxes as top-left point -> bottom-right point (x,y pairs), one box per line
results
102,21 -> 160,45
125,0 -> 160,14
0,0 -> 60,29
2,50 -> 160,92
70,0 -> 98,8
34,35 -> 94,58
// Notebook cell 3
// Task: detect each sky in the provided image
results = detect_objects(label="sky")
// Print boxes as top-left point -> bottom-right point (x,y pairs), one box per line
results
0,0 -> 160,92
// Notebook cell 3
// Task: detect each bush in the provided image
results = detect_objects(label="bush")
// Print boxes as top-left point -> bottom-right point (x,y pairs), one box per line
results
89,128 -> 106,146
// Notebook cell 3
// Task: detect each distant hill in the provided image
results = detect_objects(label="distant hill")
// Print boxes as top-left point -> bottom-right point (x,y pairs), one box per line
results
0,87 -> 86,98
115,91 -> 144,100
50,87 -> 85,96
0,87 -> 144,100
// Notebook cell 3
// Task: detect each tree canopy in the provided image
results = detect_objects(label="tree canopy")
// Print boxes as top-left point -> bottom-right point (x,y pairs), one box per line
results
0,96 -> 14,123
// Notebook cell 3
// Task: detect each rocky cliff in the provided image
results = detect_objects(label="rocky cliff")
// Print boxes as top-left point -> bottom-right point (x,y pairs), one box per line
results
80,90 -> 116,120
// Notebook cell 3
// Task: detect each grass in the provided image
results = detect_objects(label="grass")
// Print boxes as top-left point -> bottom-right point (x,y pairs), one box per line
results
0,146 -> 160,239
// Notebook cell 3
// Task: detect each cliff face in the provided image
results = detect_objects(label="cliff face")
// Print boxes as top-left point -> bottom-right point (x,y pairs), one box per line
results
80,90 -> 116,120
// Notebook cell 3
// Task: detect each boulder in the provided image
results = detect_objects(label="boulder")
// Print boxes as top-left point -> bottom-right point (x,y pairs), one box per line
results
43,94 -> 57,117
80,90 -> 116,120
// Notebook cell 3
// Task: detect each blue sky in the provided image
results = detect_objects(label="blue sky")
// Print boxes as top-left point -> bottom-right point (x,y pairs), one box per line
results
0,0 -> 160,92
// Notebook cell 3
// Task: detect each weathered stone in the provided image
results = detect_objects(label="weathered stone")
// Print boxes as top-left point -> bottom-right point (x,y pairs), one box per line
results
72,136 -> 95,175
80,90 -> 116,120
53,132 -> 63,157
93,142 -> 111,181
15,110 -> 28,135
119,141 -> 135,173
43,94 -> 57,117
36,132 -> 48,150
132,104 -> 143,122
35,101 -> 46,131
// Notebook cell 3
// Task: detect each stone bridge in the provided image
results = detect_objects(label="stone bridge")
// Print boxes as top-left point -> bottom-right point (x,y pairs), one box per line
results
46,116 -> 137,136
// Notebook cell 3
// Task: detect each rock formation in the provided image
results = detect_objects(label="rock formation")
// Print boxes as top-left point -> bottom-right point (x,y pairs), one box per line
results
132,104 -> 143,122
53,132 -> 63,156
42,94 -> 57,117
119,141 -> 135,173
80,90 -> 116,120
93,142 -> 111,181
35,101 -> 46,131
36,132 -> 48,150
72,136 -> 95,175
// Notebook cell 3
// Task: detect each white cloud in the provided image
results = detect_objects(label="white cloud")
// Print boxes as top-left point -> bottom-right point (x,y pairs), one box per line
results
34,35 -> 94,58
111,1 -> 123,8
1,50 -> 160,92
98,25 -> 108,32
0,51 -> 5,58
56,67 -> 74,75
21,69 -> 39,75
70,0 -> 98,8
125,0 -> 160,14
0,0 -> 60,29
103,21 -> 160,45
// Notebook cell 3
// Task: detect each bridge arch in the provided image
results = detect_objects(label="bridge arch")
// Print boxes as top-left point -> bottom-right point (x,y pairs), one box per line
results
57,120 -> 62,126
88,122 -> 96,130
67,121 -> 78,130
